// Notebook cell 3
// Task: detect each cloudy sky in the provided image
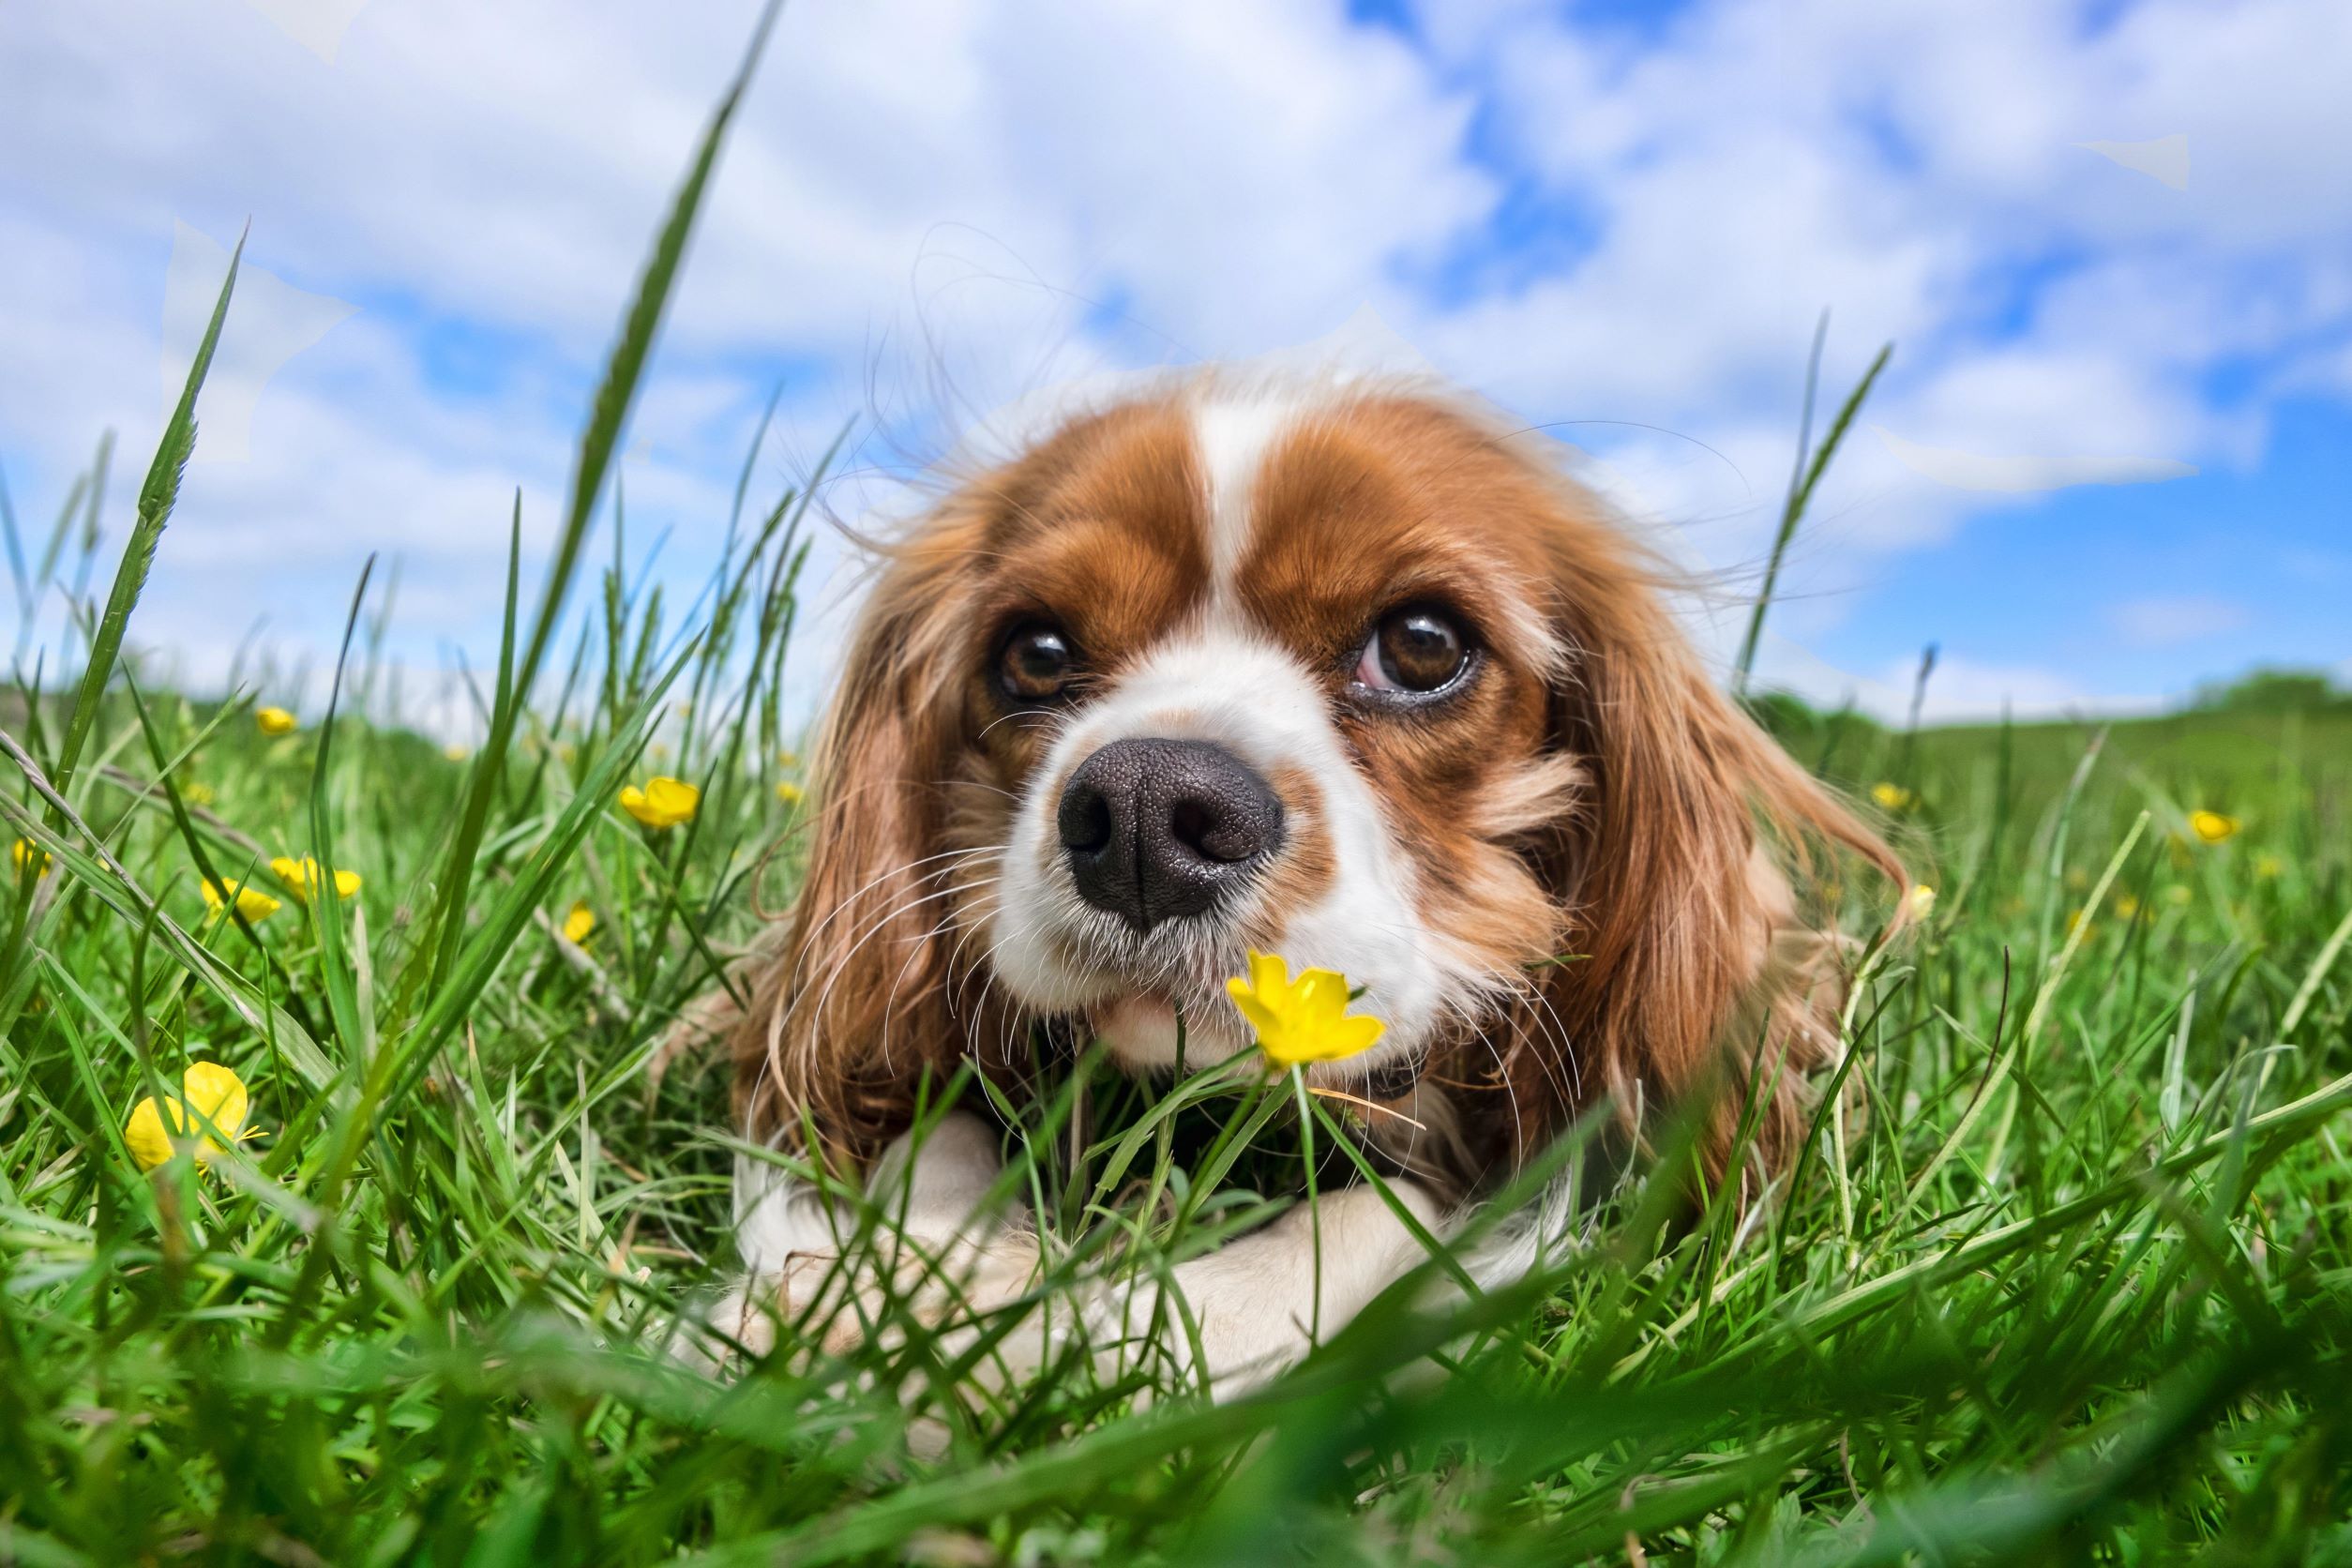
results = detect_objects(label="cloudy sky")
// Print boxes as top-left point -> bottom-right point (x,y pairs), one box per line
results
3,0 -> 2347,729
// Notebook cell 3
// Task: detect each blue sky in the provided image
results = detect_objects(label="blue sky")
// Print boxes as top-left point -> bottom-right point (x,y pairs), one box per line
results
2,0 -> 2347,731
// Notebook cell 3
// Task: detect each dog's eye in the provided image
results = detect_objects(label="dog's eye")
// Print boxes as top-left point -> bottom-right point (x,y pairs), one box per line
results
999,623 -> 1077,702
1356,608 -> 1470,695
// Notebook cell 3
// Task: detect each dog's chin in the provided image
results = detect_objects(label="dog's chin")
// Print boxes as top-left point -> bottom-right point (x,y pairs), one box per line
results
1090,992 -> 1253,1074
1085,990 -> 1434,1100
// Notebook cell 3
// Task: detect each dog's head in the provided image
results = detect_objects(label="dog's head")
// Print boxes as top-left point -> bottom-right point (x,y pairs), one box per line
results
732,376 -> 1900,1190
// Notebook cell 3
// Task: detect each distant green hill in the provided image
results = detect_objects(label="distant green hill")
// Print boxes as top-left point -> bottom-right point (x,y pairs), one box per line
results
1748,666 -> 2352,850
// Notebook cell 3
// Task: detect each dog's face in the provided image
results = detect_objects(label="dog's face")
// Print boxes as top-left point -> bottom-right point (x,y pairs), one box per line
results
963,391 -> 1573,1087
735,376 -> 1900,1186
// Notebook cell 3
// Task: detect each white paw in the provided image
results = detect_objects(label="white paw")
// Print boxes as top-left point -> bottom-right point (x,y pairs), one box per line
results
716,1231 -> 1050,1367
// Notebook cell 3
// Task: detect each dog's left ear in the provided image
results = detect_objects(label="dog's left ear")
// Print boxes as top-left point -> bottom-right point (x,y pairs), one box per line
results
1521,502 -> 1906,1195
721,484 -> 998,1173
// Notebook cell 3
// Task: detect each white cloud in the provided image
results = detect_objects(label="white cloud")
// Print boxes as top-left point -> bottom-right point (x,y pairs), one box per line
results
239,0 -> 372,65
1871,427 -> 2196,493
2105,596 -> 2250,650
2077,135 -> 2191,191
1893,653 -> 2161,726
0,1 -> 1487,668
164,220 -> 357,465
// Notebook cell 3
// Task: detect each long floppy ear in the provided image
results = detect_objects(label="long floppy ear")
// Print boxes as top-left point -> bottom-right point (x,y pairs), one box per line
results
1523,508 -> 1905,1195
728,492 -> 991,1172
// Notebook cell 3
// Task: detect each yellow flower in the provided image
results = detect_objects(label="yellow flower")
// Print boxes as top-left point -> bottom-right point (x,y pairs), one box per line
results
1904,883 -> 1936,921
619,776 -> 700,829
256,706 -> 297,736
1869,781 -> 1914,812
2164,884 -> 2194,907
777,749 -> 800,769
10,838 -> 51,878
2065,909 -> 2097,942
2115,894 -> 2141,919
444,744 -> 470,762
269,855 -> 361,902
181,781 -> 216,807
775,779 -> 804,807
1226,950 -> 1386,1067
125,1061 -> 257,1171
561,900 -> 595,943
202,877 -> 281,921
2187,810 -> 2238,845
2254,852 -> 2284,880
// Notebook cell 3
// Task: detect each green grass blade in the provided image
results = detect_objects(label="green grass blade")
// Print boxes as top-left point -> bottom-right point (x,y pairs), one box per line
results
50,235 -> 241,799
1732,337 -> 1892,696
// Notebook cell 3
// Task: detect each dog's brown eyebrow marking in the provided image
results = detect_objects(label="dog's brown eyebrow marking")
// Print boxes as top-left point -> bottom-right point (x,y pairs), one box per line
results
977,398 -> 1214,675
1232,397 -> 1557,670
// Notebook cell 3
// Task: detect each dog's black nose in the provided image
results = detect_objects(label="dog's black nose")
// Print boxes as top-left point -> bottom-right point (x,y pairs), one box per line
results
1057,737 -> 1285,930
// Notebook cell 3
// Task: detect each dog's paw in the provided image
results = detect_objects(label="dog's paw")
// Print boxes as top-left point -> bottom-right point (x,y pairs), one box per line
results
749,1231 -> 1049,1364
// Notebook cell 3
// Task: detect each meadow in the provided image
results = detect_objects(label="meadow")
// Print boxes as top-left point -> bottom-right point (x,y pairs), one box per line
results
5,38 -> 2351,1565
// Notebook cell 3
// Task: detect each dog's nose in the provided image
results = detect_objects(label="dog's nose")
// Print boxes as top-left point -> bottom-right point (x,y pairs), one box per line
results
1057,738 -> 1285,930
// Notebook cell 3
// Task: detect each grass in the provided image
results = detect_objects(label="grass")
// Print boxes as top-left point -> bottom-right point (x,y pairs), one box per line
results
6,32 -> 2352,1566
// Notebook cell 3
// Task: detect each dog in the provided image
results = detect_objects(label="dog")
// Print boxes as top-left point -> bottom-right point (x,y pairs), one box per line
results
696,370 -> 1903,1398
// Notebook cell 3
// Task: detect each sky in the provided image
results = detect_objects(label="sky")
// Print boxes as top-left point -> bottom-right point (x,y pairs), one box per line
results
2,0 -> 2348,733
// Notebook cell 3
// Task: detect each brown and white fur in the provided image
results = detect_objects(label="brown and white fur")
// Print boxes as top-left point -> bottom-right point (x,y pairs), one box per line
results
701,372 -> 1902,1396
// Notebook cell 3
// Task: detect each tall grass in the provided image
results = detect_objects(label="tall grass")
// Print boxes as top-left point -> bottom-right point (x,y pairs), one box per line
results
4,23 -> 2351,1565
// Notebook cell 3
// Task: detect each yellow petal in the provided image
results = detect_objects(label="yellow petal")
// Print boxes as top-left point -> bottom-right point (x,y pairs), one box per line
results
267,856 -> 358,903
1225,976 -> 1282,1037
181,1063 -> 250,1142
775,780 -> 804,806
256,706 -> 297,736
203,878 -> 281,921
2188,810 -> 2238,845
125,1096 -> 175,1170
562,900 -> 596,943
621,776 -> 701,828
10,839 -> 51,878
127,1062 -> 252,1169
647,776 -> 700,821
1244,950 -> 1289,1000
1324,1014 -> 1387,1059
1292,968 -> 1352,1018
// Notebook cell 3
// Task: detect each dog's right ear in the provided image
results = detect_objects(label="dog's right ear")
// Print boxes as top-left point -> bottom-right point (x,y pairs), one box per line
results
727,488 -> 993,1171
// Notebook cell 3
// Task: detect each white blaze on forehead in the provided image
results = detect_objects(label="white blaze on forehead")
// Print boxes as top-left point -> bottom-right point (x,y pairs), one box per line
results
1191,389 -> 1317,604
